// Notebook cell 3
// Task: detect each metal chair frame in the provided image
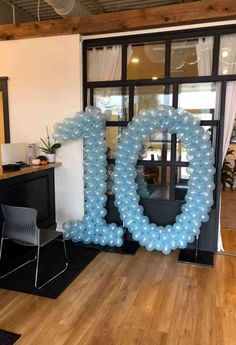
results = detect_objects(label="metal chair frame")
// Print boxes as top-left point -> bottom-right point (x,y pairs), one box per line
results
0,206 -> 68,289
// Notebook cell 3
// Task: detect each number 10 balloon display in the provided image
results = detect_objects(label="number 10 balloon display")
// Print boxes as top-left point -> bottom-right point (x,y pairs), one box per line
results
54,105 -> 215,254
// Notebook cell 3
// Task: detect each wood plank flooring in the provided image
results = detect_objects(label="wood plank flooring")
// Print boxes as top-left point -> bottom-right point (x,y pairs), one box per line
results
221,229 -> 236,253
221,189 -> 236,253
0,247 -> 235,345
221,189 -> 236,231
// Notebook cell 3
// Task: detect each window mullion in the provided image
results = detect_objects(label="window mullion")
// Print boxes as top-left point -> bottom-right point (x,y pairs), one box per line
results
212,35 -> 220,77
165,38 -> 171,80
129,86 -> 134,121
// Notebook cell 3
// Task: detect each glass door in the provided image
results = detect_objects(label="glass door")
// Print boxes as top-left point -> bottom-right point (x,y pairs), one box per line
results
83,26 -> 236,252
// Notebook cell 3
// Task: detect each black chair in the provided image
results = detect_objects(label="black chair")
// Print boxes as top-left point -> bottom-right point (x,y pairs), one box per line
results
0,205 -> 68,289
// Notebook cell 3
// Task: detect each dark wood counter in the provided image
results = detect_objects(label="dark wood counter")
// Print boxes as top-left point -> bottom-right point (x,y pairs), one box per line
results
0,162 -> 62,181
0,163 -> 61,230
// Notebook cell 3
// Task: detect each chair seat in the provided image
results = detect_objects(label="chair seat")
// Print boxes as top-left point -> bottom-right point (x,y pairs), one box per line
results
1,205 -> 68,289
40,229 -> 63,247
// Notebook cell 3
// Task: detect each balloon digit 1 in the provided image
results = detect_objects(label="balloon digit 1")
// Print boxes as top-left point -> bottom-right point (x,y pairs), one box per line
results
54,106 -> 124,247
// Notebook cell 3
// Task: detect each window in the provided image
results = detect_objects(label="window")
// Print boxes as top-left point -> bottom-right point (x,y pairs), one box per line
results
106,127 -> 125,159
134,85 -> 173,115
87,45 -> 122,81
93,87 -> 129,121
83,27 -> 236,221
170,37 -> 214,77
178,82 -> 221,120
127,42 -> 165,80
219,34 -> 236,75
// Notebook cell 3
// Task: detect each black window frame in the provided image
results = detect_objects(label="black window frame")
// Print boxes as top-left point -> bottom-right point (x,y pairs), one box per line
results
0,77 -> 10,143
83,24 -> 236,250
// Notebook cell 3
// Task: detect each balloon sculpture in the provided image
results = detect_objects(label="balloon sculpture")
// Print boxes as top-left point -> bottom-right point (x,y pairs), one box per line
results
54,105 -> 215,254
54,106 -> 124,247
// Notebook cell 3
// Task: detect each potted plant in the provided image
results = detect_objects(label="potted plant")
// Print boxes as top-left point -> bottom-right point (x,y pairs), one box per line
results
39,126 -> 61,163
221,148 -> 235,190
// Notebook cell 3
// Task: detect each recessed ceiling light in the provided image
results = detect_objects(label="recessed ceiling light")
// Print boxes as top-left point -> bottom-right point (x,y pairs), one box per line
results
131,57 -> 140,64
223,68 -> 228,74
152,76 -> 158,80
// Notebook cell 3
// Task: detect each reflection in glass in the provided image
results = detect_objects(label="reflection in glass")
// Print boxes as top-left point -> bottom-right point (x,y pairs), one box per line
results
136,165 -> 170,200
203,126 -> 217,152
219,34 -> 236,75
134,85 -> 173,115
87,45 -> 121,81
94,87 -> 128,121
178,82 -> 221,120
106,127 -> 124,159
127,42 -> 165,79
87,89 -> 90,106
175,167 -> 189,201
139,131 -> 171,161
171,37 -> 213,77
176,141 -> 188,162
107,164 -> 114,195
106,164 -> 170,200
177,126 -> 216,162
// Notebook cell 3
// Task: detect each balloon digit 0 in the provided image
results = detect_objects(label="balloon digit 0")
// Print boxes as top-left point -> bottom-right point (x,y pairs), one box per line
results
113,106 -> 215,254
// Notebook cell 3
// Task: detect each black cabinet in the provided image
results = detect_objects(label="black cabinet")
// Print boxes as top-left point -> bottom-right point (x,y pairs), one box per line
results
0,168 -> 56,232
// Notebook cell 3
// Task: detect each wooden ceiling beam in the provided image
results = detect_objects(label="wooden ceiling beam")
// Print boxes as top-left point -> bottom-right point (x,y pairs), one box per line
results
0,0 -> 235,41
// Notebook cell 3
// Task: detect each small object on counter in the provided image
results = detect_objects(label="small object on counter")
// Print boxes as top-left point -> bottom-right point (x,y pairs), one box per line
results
27,143 -> 37,165
40,160 -> 48,165
32,158 -> 41,165
2,164 -> 21,172
16,161 -> 30,168
37,155 -> 48,165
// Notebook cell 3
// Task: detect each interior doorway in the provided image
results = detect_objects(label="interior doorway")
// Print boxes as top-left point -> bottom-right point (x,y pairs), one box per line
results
221,130 -> 236,254
0,78 -> 10,169
0,91 -> 5,144
0,78 -> 10,144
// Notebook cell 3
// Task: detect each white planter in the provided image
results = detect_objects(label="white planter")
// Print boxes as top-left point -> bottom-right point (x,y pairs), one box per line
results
46,153 -> 55,163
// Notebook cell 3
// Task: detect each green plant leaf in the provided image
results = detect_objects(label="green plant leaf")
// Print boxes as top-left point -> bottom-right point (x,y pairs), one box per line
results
40,138 -> 50,150
39,147 -> 50,153
50,143 -> 61,151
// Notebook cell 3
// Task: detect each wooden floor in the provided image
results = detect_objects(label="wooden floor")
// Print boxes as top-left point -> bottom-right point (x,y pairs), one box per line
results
221,189 -> 236,231
221,229 -> 236,253
221,189 -> 236,253
0,247 -> 236,345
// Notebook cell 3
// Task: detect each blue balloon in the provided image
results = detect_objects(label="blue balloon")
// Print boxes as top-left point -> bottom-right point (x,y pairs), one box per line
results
113,105 -> 215,255
55,105 -> 215,255
54,107 -> 124,247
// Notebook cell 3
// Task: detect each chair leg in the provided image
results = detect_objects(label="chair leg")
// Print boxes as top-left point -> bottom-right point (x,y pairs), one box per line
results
0,238 -> 36,279
34,244 -> 40,288
35,237 -> 68,289
0,235 -> 4,262
62,234 -> 68,264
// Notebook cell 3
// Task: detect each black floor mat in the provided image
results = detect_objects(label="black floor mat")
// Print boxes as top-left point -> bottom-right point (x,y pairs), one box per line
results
0,240 -> 99,299
0,329 -> 20,345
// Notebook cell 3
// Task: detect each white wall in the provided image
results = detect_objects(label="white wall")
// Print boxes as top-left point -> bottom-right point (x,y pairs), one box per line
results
0,35 -> 84,227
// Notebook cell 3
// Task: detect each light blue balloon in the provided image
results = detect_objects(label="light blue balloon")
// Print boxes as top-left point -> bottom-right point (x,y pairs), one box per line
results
113,105 -> 215,254
54,107 -> 124,247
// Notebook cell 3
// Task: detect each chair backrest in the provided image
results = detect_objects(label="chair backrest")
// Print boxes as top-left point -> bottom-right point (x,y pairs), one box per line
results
1,205 -> 39,246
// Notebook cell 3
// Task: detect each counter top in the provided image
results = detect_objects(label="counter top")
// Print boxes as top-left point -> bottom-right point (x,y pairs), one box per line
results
0,162 -> 62,181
